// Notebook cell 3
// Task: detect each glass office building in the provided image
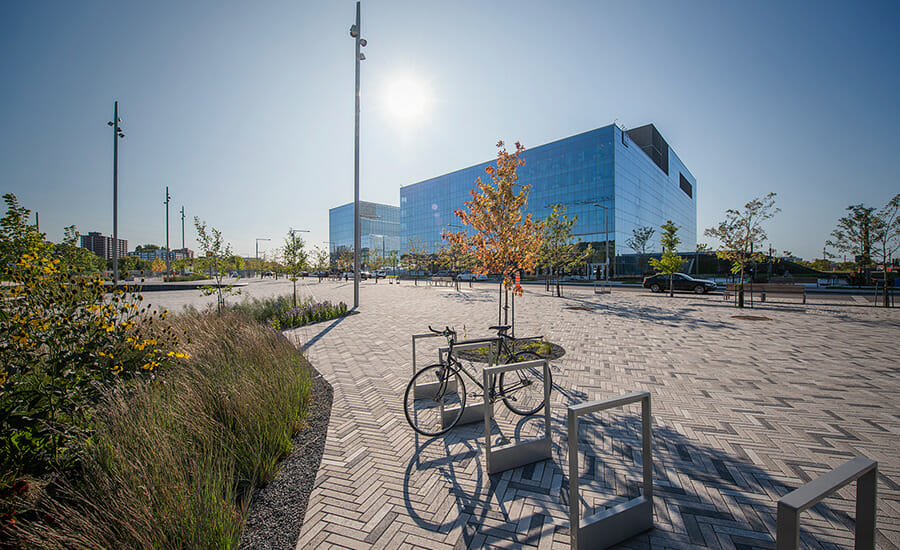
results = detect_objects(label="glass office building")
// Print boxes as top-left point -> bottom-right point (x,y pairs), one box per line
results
399,124 -> 696,276
328,201 -> 401,265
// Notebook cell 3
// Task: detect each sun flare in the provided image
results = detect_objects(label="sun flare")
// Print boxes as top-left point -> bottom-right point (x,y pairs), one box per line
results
383,76 -> 429,122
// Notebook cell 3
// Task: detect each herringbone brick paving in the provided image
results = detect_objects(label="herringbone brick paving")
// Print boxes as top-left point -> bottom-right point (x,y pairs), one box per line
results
280,281 -> 899,549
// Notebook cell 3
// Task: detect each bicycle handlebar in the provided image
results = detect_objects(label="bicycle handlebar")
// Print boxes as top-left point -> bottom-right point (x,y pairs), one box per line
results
428,325 -> 456,337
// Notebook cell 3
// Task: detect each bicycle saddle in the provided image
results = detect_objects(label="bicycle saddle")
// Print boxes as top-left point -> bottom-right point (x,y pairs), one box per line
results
489,325 -> 511,334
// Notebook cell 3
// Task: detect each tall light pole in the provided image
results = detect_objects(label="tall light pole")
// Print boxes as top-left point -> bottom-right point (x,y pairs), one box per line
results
164,186 -> 171,278
256,238 -> 270,277
180,206 -> 185,250
350,1 -> 367,308
107,102 -> 125,284
593,203 -> 610,282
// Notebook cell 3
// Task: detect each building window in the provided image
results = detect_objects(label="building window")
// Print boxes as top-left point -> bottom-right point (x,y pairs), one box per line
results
679,173 -> 692,198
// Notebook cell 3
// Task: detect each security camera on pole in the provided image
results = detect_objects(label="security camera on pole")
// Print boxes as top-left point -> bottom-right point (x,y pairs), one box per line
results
350,1 -> 367,309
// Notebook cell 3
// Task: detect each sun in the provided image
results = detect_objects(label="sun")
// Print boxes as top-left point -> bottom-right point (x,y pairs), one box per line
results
383,76 -> 429,123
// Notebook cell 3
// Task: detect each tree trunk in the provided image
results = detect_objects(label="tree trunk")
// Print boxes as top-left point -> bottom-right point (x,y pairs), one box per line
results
738,266 -> 745,308
668,273 -> 674,297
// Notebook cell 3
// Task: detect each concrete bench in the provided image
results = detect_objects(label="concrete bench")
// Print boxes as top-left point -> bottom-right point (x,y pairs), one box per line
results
770,276 -> 818,286
724,283 -> 806,304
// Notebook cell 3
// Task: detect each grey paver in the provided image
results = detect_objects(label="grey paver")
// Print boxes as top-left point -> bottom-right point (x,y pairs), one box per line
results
145,280 -> 900,549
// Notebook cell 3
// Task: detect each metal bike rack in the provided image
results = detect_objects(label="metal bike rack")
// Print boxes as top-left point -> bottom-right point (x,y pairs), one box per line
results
567,391 -> 652,550
776,456 -> 878,550
411,332 -> 444,376
593,281 -> 611,294
483,359 -> 552,475
434,340 -> 496,428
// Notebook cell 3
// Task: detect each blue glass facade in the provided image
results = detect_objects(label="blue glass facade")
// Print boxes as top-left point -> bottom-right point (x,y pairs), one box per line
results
399,124 -> 696,275
328,201 -> 401,264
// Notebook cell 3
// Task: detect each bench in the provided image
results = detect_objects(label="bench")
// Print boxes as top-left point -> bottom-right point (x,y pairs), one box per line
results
724,283 -> 806,304
428,276 -> 454,287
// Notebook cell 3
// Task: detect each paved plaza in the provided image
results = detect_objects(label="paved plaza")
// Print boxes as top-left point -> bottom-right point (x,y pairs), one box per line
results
150,280 -> 900,549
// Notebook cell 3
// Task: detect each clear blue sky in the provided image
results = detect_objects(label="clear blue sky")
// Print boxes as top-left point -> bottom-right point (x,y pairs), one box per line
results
2,0 -> 898,261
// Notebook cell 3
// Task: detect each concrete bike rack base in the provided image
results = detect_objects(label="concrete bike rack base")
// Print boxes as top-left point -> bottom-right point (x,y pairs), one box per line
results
776,456 -> 878,550
483,359 -> 552,475
568,391 -> 652,550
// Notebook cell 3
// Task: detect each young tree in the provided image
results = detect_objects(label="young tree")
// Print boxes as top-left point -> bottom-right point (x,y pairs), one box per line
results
649,220 -> 685,297
538,204 -> 592,297
404,238 -> 429,286
283,230 -> 308,306
310,245 -> 330,280
150,257 -> 167,274
53,225 -> 105,275
826,203 -> 879,284
446,141 -> 543,323
625,225 -> 655,275
704,193 -> 779,307
873,194 -> 900,306
336,247 -> 354,277
193,217 -> 239,311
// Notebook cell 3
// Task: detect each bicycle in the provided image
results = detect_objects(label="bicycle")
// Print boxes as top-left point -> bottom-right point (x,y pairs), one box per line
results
403,325 -> 553,436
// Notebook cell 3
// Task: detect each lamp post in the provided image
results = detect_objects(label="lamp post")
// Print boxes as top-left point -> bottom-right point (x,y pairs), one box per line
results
350,1 -> 367,308
164,186 -> 171,279
593,203 -> 610,282
255,238 -> 270,278
107,102 -> 125,284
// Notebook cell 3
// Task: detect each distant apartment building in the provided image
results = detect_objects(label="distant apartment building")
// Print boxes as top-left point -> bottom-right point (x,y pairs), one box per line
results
328,201 -> 401,265
80,232 -> 128,261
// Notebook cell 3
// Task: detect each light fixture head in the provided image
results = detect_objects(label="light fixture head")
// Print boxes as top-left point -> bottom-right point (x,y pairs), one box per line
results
349,24 -> 359,38
359,38 -> 367,47
108,121 -> 114,126
118,132 -> 125,138
359,52 -> 366,60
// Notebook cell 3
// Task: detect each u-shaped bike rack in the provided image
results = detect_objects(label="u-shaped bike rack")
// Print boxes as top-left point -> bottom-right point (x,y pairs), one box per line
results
483,359 -> 553,475
567,391 -> 653,550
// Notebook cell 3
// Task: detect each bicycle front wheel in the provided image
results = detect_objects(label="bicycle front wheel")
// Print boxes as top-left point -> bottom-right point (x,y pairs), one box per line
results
499,351 -> 549,416
404,363 -> 467,436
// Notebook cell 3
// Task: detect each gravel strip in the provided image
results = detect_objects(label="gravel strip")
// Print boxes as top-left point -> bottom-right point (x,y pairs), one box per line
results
239,367 -> 332,550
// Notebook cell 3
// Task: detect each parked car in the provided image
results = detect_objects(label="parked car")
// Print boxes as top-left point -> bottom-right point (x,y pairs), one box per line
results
643,273 -> 717,294
457,272 -> 488,281
374,270 -> 387,278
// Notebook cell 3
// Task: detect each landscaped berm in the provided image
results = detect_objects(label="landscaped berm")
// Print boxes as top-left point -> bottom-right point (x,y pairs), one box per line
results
0,247 -> 327,549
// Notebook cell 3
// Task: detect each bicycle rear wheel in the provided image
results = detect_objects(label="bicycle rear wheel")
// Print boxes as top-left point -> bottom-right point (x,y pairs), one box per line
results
499,351 -> 549,416
404,363 -> 467,436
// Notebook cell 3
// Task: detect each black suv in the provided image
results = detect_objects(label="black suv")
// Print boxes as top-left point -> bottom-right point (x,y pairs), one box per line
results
643,273 -> 717,294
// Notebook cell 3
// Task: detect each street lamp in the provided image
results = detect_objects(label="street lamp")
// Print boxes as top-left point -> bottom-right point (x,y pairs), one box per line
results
592,203 -> 610,282
164,186 -> 171,279
107,102 -> 125,285
350,1 -> 367,308
255,238 -> 270,277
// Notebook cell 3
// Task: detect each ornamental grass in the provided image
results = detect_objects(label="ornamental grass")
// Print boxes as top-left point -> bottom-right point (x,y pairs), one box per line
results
3,311 -> 311,549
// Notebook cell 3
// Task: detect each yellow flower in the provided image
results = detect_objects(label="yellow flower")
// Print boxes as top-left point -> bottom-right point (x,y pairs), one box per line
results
0,371 -> 7,385
166,351 -> 190,359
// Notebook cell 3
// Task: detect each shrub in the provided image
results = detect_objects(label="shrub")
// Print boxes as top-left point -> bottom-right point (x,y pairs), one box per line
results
4,311 -> 311,549
0,253 -> 184,474
230,295 -> 349,330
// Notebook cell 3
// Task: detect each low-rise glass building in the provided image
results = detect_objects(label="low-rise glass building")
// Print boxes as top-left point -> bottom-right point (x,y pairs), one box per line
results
328,201 -> 401,267
399,124 -> 696,276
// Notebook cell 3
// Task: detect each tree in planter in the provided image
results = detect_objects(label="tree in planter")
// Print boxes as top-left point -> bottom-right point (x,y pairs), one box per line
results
826,203 -> 879,285
435,240 -> 474,291
446,141 -> 543,325
649,220 -> 685,297
538,204 -> 592,297
704,193 -> 779,307
193,217 -> 240,311
282,230 -> 308,306
625,225 -> 655,277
